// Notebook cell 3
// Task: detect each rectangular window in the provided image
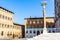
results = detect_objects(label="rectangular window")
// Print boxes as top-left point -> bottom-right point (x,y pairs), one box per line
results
5,16 -> 7,19
3,15 -> 4,19
1,31 -> 3,36
8,17 -> 10,20
11,18 -> 12,20
0,14 -> 1,18
2,24 -> 4,27
30,21 -> 32,24
7,25 -> 9,28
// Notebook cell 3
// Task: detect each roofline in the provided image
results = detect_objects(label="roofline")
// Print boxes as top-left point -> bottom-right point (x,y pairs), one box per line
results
24,17 -> 54,19
13,22 -> 24,26
0,7 -> 14,14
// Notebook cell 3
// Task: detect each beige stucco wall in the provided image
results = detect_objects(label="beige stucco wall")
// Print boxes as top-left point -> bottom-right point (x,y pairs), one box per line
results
0,8 -> 13,25
46,18 -> 54,23
0,8 -> 22,39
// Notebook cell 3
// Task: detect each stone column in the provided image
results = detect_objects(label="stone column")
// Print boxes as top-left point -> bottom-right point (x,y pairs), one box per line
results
41,1 -> 47,34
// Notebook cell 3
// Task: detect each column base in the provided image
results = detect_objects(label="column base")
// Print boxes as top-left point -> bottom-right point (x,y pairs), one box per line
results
43,28 -> 47,34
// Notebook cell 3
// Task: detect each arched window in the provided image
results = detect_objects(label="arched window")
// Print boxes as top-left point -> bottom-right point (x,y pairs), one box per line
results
41,30 -> 43,33
37,31 -> 40,35
53,31 -> 55,33
33,30 -> 35,34
48,30 -> 51,33
30,30 -> 32,33
26,31 -> 28,33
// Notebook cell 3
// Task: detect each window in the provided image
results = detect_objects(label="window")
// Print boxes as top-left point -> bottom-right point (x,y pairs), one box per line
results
0,24 -> 2,27
35,21 -> 37,24
37,20 -> 39,24
30,30 -> 32,33
48,30 -> 51,33
33,21 -> 35,24
26,31 -> 28,33
7,25 -> 9,28
37,31 -> 40,35
5,24 -> 6,27
11,18 -> 12,20
41,30 -> 43,33
2,24 -> 4,27
7,31 -> 9,36
13,26 -> 14,28
0,14 -> 1,18
10,25 -> 12,28
33,31 -> 35,34
8,17 -> 10,20
39,20 -> 43,23
30,21 -> 32,24
41,21 -> 43,23
52,31 -> 55,33
5,16 -> 7,19
2,15 -> 4,19
1,31 -> 3,36
15,26 -> 16,28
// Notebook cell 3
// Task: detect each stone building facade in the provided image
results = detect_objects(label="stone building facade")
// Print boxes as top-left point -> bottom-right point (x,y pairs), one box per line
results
13,23 -> 25,38
24,17 -> 56,38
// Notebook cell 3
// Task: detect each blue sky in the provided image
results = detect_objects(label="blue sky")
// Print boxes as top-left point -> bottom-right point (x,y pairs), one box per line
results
0,0 -> 54,24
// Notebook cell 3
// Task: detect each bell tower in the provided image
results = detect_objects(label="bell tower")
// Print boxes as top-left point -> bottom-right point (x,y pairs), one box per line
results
55,0 -> 60,32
